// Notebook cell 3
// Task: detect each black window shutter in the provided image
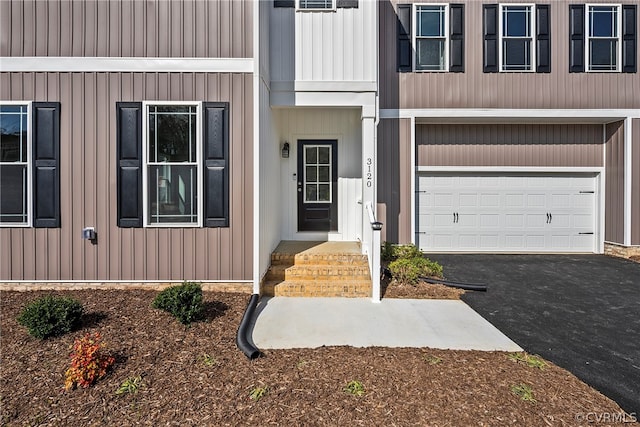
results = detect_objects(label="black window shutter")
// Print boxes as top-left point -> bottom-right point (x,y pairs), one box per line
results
274,0 -> 294,7
397,4 -> 412,72
569,4 -> 585,73
116,102 -> 143,228
622,5 -> 637,73
32,102 -> 61,228
337,0 -> 358,8
536,4 -> 551,73
450,4 -> 465,72
203,103 -> 229,228
483,4 -> 498,73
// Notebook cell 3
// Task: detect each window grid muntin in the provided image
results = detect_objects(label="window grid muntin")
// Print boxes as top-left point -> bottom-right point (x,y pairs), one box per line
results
303,145 -> 332,204
0,103 -> 31,227
499,4 -> 536,72
143,102 -> 202,227
298,0 -> 334,10
586,4 -> 622,72
414,4 -> 449,72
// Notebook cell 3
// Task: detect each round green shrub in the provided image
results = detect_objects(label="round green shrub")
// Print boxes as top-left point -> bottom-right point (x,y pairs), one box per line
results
17,296 -> 84,339
389,256 -> 444,285
152,282 -> 204,325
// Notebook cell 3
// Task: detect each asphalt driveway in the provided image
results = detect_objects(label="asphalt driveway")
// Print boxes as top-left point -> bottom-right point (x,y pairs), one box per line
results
426,254 -> 640,415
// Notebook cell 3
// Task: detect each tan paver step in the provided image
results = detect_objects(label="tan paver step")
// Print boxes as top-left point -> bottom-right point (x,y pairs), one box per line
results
262,280 -> 371,298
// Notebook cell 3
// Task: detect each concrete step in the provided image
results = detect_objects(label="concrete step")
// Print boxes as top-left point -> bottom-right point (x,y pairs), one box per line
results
262,280 -> 371,298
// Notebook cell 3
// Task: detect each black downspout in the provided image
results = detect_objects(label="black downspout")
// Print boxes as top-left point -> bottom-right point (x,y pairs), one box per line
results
236,294 -> 261,359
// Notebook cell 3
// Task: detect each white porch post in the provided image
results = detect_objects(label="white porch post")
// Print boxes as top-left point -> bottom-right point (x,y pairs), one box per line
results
623,117 -> 632,246
362,111 -> 381,303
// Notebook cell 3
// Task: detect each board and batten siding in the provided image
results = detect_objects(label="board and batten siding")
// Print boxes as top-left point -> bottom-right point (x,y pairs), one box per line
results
0,72 -> 253,281
416,124 -> 604,167
270,1 -> 377,83
0,0 -> 252,58
380,0 -> 640,110
377,118 -> 413,244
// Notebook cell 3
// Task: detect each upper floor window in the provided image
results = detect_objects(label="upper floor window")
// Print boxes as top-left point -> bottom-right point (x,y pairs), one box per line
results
415,5 -> 449,71
500,4 -> 535,71
483,3 -> 550,73
569,4 -> 636,73
587,5 -> 621,72
397,3 -> 464,73
0,104 -> 30,226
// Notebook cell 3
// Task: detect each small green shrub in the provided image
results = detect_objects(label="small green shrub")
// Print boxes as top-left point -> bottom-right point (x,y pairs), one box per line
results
389,258 -> 423,285
381,241 -> 396,262
152,282 -> 204,325
422,258 -> 443,278
17,296 -> 84,339
393,244 -> 424,260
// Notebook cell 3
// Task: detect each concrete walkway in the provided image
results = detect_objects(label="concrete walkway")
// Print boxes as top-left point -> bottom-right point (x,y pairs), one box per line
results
251,297 -> 522,351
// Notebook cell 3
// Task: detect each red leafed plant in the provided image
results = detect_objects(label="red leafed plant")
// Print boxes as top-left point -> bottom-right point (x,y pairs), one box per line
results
64,332 -> 115,390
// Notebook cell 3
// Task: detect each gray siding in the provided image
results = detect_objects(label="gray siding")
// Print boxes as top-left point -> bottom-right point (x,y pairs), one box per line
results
417,124 -> 604,167
605,121 -> 625,245
633,119 -> 640,246
0,72 -> 253,281
0,0 -> 252,58
380,0 -> 640,110
377,118 -> 412,244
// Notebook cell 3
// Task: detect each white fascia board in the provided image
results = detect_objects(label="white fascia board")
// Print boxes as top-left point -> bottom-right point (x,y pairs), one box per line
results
0,57 -> 254,73
293,81 -> 378,92
416,166 -> 605,173
271,91 -> 377,108
380,109 -> 640,121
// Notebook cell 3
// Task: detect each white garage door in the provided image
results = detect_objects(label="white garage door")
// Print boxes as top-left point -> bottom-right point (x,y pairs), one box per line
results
416,173 -> 598,253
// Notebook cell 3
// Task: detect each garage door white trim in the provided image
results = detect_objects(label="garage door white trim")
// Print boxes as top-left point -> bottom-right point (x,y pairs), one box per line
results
414,168 -> 604,254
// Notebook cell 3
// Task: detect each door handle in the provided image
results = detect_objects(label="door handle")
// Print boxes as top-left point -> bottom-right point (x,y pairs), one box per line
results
549,213 -> 552,223
455,212 -> 459,223
453,213 -> 456,223
546,213 -> 550,224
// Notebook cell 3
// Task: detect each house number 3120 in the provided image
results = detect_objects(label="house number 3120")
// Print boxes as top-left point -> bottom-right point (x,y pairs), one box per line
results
366,158 -> 373,187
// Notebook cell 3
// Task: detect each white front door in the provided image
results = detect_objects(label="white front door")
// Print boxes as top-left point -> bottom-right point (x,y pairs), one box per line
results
416,173 -> 598,252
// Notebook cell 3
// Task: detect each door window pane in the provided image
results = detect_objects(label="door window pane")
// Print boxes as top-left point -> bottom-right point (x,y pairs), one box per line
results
303,144 -> 332,204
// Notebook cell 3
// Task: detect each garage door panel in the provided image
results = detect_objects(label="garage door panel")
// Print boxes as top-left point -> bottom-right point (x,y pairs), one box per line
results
416,173 -> 597,253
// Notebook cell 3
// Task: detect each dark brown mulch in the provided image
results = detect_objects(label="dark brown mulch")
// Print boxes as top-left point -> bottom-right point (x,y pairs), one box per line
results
630,255 -> 640,263
1,290 -> 630,426
381,276 -> 465,300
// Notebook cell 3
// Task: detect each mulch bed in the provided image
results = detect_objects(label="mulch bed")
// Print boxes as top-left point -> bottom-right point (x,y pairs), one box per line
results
382,277 -> 465,300
1,289 -> 630,426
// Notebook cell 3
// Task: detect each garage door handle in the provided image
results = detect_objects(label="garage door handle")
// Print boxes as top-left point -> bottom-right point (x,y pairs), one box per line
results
579,232 -> 594,235
546,213 -> 550,223
579,191 -> 595,194
549,213 -> 552,223
453,212 -> 459,223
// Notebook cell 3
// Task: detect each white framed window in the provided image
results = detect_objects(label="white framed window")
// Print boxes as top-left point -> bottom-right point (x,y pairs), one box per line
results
413,4 -> 449,71
0,103 -> 31,227
499,4 -> 536,72
142,102 -> 202,227
297,0 -> 334,11
586,4 -> 622,72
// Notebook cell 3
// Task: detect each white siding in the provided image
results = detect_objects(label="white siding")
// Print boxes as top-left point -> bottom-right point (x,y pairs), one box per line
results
270,2 -> 377,84
274,108 -> 363,240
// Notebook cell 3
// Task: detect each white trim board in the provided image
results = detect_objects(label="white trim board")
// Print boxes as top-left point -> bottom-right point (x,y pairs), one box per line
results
417,166 -> 605,173
0,57 -> 254,73
380,109 -> 640,120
